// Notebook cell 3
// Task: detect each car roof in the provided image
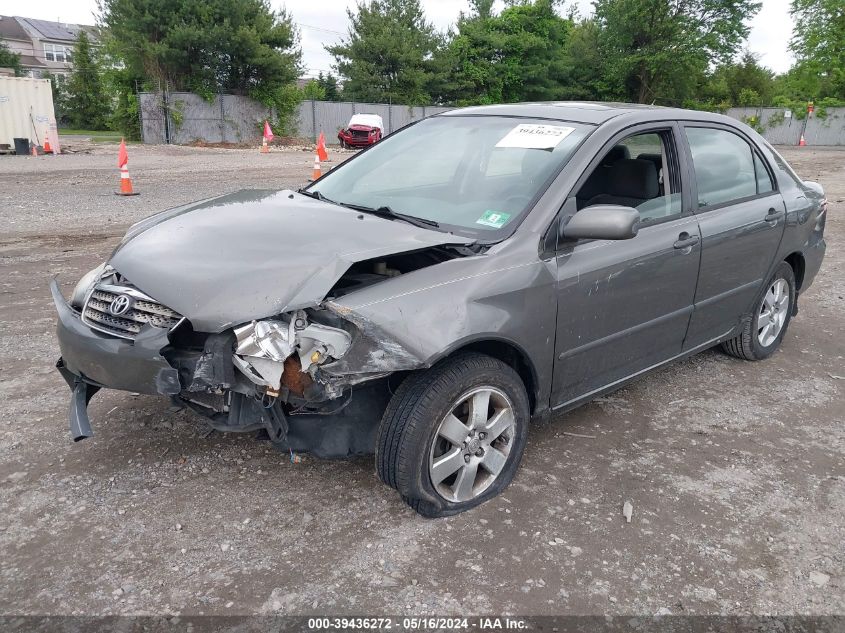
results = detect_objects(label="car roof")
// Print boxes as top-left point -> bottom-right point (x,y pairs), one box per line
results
439,101 -> 734,127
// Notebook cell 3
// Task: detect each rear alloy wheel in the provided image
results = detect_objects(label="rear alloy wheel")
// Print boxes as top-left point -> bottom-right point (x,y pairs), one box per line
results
376,352 -> 529,517
721,261 -> 796,361
757,278 -> 790,347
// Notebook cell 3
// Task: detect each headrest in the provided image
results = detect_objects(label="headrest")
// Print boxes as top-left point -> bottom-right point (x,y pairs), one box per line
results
637,153 -> 663,169
578,165 -> 608,200
607,159 -> 659,199
601,144 -> 630,165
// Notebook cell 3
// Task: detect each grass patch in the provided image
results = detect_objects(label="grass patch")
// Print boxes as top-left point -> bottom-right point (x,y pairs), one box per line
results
59,129 -> 121,136
58,129 -> 129,144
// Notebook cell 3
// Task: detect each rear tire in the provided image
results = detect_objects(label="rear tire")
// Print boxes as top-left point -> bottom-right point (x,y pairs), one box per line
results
376,352 -> 530,518
721,261 -> 796,361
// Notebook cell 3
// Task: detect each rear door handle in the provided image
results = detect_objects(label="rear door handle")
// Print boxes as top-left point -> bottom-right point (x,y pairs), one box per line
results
765,208 -> 785,223
673,233 -> 700,250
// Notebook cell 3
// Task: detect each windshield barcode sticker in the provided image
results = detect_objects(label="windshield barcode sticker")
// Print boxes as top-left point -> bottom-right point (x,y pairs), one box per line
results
495,124 -> 575,150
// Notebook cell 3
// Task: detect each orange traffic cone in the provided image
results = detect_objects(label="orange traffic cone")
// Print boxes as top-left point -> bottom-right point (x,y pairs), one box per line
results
799,134 -> 807,147
317,131 -> 329,162
261,136 -> 269,154
30,142 -> 38,157
116,139 -> 139,196
312,154 -> 322,180
43,131 -> 53,155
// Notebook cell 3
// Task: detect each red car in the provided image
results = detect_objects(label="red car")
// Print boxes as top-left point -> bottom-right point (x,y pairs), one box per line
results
338,114 -> 384,148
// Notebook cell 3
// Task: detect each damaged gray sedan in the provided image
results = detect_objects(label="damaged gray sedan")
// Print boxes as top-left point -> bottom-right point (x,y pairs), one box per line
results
52,103 -> 827,517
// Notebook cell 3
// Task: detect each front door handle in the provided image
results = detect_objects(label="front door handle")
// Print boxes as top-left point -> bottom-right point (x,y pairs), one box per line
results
764,208 -> 785,223
673,232 -> 700,250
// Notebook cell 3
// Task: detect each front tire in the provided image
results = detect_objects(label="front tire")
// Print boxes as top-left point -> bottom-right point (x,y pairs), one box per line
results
721,261 -> 796,361
376,353 -> 530,518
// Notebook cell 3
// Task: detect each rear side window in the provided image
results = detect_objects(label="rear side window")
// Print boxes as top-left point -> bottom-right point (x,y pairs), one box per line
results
761,139 -> 803,187
685,127 -> 758,207
754,153 -> 774,194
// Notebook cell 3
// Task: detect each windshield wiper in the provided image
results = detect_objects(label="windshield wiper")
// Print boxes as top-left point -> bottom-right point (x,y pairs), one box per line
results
296,188 -> 324,201
296,191 -> 440,230
335,202 -> 440,229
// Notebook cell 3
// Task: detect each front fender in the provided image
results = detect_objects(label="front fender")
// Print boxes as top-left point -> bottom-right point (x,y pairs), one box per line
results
321,251 -> 558,410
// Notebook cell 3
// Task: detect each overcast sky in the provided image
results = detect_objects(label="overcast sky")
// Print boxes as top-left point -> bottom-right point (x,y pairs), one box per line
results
5,0 -> 796,76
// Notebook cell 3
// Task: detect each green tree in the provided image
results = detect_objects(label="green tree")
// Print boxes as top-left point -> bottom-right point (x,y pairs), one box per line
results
42,71 -> 71,125
0,42 -> 23,76
327,0 -> 441,104
725,51 -> 775,104
737,87 -> 761,106
98,0 -> 302,97
65,31 -> 111,129
469,0 -> 495,20
107,69 -> 142,139
594,0 -> 762,105
558,18 -> 608,101
699,51 -> 775,106
789,0 -> 845,99
301,78 -> 326,100
434,0 -> 574,105
317,72 -> 341,101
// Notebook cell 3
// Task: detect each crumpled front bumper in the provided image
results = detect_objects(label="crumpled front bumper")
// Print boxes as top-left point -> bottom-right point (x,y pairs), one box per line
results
337,133 -> 375,147
50,279 -> 181,440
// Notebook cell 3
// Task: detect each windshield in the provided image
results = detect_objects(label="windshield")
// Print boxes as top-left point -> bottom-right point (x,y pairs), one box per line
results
309,115 -> 594,239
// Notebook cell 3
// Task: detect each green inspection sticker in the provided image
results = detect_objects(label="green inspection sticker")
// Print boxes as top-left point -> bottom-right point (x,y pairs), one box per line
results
476,210 -> 511,228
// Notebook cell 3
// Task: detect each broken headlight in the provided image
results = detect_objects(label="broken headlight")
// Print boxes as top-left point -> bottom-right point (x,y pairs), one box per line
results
70,263 -> 110,308
232,310 -> 352,395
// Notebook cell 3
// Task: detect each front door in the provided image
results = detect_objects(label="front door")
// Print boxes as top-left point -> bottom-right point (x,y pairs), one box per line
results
551,125 -> 701,408
680,125 -> 787,348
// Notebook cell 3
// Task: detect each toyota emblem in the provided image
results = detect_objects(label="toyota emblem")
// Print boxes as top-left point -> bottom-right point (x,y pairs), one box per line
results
109,294 -> 132,316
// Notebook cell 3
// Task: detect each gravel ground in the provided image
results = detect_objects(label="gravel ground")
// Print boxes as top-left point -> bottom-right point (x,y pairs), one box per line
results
0,141 -> 842,617
0,137 -> 357,237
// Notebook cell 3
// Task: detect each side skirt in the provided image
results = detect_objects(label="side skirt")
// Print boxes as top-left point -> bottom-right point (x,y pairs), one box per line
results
550,330 -> 733,416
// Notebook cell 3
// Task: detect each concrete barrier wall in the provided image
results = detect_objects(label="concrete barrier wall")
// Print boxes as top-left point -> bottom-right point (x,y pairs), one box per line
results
297,101 -> 451,144
803,109 -> 845,146
139,92 -> 452,145
140,96 -> 845,147
725,107 -> 845,146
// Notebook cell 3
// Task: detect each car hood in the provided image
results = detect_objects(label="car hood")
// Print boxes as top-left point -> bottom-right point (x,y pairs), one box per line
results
108,189 -> 473,332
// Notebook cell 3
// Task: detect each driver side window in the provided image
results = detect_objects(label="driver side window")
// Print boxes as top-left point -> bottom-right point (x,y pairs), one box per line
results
575,130 -> 683,223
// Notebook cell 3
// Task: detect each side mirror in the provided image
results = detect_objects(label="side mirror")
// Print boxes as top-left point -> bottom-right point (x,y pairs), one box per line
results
561,205 -> 640,241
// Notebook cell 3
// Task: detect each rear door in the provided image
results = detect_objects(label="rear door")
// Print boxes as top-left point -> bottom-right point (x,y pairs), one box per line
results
680,124 -> 786,349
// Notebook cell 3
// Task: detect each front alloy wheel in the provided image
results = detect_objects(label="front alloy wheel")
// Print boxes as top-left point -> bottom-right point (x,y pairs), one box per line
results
429,387 -> 516,503
376,352 -> 530,517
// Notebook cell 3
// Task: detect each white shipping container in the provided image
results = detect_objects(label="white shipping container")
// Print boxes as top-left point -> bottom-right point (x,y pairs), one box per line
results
0,76 -> 57,150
